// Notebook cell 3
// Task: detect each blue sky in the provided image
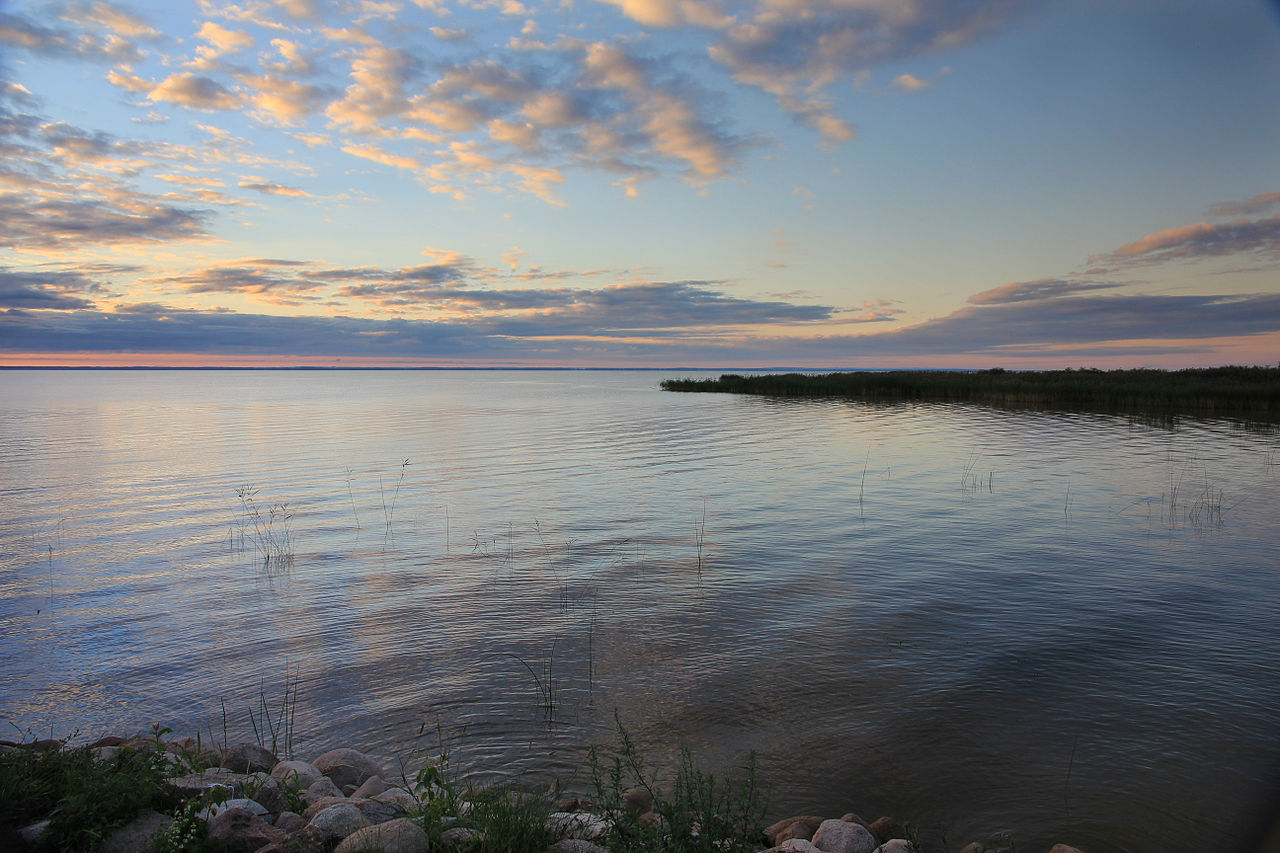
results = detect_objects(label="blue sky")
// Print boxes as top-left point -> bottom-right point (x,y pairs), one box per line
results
1,0 -> 1277,367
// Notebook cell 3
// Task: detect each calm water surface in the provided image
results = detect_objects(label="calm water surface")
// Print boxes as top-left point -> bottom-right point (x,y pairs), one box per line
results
1,370 -> 1278,852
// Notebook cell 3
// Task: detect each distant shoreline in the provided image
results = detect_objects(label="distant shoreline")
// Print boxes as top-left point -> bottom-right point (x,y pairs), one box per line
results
660,366 -> 1280,420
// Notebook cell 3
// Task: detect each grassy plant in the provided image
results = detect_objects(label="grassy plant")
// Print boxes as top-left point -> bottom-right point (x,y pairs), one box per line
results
234,485 -> 294,569
507,644 -> 559,723
0,734 -> 181,852
344,467 -> 362,529
694,503 -> 707,576
380,457 -> 411,537
246,665 -> 300,760
589,714 -> 769,853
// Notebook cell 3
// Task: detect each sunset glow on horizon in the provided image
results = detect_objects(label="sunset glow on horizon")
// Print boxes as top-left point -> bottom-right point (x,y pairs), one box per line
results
1,0 -> 1277,368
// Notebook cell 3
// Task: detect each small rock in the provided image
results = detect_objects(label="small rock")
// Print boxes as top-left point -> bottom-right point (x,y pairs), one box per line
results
303,796 -> 355,821
440,826 -> 484,849
302,776 -> 344,803
841,813 -> 872,830
309,803 -> 372,840
257,824 -> 329,853
357,798 -> 404,825
546,811 -> 612,840
275,811 -> 308,833
100,808 -> 174,853
875,841 -> 914,853
869,817 -> 906,843
222,742 -> 280,773
92,745 -> 120,761
333,818 -> 431,853
1048,846 -> 1085,853
196,797 -> 271,822
90,735 -> 126,748
549,840 -> 611,853
207,806 -> 287,851
623,786 -> 652,815
29,738 -> 64,752
556,795 -> 588,812
761,841 -> 821,853
957,843 -> 984,853
167,768 -> 247,798
766,816 -> 826,845
811,818 -> 878,853
312,748 -> 385,789
373,786 -> 418,811
273,759 -> 325,789
18,820 -> 51,845
639,810 -> 668,832
353,775 -> 390,799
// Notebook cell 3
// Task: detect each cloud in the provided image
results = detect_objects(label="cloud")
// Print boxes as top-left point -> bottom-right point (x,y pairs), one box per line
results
1207,191 -> 1280,219
0,268 -> 102,310
1092,215 -> 1280,268
892,73 -> 932,92
149,73 -> 241,110
237,180 -> 312,196
968,278 -> 1123,305
0,6 -> 148,63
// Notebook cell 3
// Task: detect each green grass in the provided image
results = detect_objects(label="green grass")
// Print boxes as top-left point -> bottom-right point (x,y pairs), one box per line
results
660,366 -> 1280,420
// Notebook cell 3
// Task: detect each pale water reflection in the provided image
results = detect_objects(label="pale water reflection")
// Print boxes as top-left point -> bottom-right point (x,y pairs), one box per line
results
1,370 -> 1277,852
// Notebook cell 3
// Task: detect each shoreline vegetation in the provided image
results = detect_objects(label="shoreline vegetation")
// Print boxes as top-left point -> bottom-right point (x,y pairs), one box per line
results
659,366 -> 1280,421
0,725 -> 1089,853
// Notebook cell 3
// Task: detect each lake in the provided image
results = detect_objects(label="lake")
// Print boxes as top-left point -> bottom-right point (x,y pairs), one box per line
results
1,369 -> 1277,852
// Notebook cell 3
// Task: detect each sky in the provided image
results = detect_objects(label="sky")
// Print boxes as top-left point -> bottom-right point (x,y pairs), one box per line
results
0,0 -> 1278,368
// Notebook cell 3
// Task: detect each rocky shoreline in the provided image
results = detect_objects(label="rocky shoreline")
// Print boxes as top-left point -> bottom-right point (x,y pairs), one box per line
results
4,733 -> 1088,853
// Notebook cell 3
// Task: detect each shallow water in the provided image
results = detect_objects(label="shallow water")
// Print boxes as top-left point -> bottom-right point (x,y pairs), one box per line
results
1,369 -> 1277,851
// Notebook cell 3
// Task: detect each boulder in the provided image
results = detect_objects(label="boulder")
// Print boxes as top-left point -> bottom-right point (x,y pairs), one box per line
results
549,841 -> 611,853
308,803 -> 372,841
876,841 -> 915,853
841,813 -> 872,831
18,820 -> 51,846
373,787 -> 418,811
206,806 -> 287,851
100,808 -> 174,853
312,748 -> 384,788
166,768 -> 246,798
762,841 -> 821,853
353,775 -> 391,799
275,811 -> 308,833
1048,846 -> 1085,853
256,824 -> 328,853
811,818 -> 878,853
333,818 -> 431,853
357,798 -> 404,825
957,844 -> 985,853
92,746 -> 120,762
439,826 -> 484,848
222,743 -> 279,774
272,759 -> 324,790
302,776 -> 344,804
244,773 -> 294,814
303,796 -> 355,821
90,736 -> 126,748
546,811 -> 612,840
623,786 -> 653,815
869,816 -> 906,843
766,816 -> 826,845
196,797 -> 271,822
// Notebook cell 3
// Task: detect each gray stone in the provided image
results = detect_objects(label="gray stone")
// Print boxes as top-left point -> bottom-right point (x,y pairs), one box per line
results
245,773 -> 294,814
1048,846 -> 1085,853
546,811 -> 612,840
303,795 -> 354,820
100,809 -> 174,853
957,844 -> 984,853
549,841 -> 611,853
357,798 -> 404,825
373,786 -> 418,811
623,786 -> 652,815
257,824 -> 328,853
309,803 -> 372,840
272,759 -> 324,789
439,826 -> 484,848
18,820 -> 51,845
206,806 -> 288,851
196,796 -> 271,822
353,774 -> 390,799
275,811 -> 308,833
92,745 -> 120,761
761,841 -> 821,853
333,818 -> 431,853
765,816 -> 826,845
222,742 -> 280,773
166,768 -> 247,798
869,816 -> 906,844
312,748 -> 385,788
302,775 -> 344,803
811,819 -> 878,853
875,841 -> 915,853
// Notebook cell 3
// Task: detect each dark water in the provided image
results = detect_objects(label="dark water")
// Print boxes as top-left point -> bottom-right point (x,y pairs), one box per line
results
1,370 -> 1277,851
